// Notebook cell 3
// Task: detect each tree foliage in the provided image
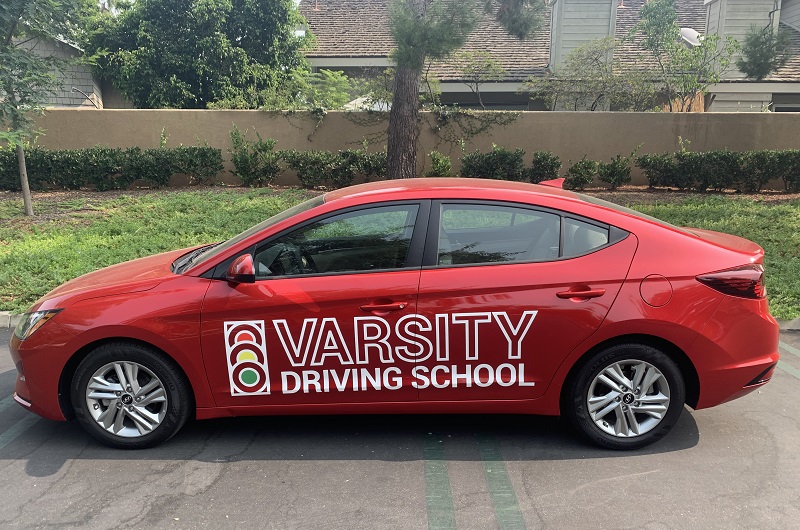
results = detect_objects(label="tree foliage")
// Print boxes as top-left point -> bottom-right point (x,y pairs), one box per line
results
88,0 -> 311,109
386,0 -> 545,179
1,0 -> 85,215
455,50 -> 506,109
636,0 -> 739,112
523,37 -> 658,111
737,24 -> 792,81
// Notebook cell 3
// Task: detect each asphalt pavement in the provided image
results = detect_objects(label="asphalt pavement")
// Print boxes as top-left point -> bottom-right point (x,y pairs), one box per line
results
1,327 -> 799,529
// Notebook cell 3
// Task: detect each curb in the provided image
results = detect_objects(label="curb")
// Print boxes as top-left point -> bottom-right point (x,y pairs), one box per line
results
0,311 -> 22,331
779,318 -> 800,332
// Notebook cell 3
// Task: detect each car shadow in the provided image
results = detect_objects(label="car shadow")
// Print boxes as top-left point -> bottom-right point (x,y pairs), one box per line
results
0,369 -> 699,478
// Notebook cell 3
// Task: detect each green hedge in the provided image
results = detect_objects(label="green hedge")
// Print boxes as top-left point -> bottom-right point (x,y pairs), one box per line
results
0,145 -> 223,191
281,149 -> 387,189
636,149 -> 800,192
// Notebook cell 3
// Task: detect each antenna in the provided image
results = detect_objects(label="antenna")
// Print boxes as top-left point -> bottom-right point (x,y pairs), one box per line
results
680,27 -> 703,47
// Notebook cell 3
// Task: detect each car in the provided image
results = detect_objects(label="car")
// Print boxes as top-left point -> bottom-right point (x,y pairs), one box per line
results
9,178 -> 780,450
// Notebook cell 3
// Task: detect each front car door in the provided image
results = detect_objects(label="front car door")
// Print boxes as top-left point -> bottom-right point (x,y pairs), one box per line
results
200,201 -> 429,409
415,200 -> 638,402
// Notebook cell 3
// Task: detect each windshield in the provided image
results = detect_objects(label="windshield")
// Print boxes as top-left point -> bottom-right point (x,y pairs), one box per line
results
178,194 -> 325,273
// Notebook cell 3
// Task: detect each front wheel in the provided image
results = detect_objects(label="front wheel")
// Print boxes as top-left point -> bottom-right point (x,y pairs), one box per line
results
565,344 -> 685,450
71,342 -> 192,449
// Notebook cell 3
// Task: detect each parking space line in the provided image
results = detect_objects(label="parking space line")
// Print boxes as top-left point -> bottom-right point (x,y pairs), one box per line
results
0,394 -> 15,416
778,361 -> 800,380
476,434 -> 526,530
0,415 -> 40,452
778,342 -> 800,381
779,340 -> 800,359
423,433 -> 456,530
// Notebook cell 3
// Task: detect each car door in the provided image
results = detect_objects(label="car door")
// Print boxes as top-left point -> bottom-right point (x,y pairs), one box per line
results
200,201 -> 429,408
414,200 -> 638,402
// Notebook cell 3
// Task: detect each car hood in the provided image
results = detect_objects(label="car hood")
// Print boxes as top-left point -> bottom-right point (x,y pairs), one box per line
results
30,248 -> 194,311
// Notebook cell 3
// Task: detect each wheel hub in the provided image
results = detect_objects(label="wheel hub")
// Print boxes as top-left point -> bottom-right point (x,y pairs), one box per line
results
85,361 -> 168,438
587,359 -> 671,438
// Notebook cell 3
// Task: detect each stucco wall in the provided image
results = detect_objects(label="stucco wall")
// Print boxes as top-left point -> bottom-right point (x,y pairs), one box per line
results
33,109 -> 800,186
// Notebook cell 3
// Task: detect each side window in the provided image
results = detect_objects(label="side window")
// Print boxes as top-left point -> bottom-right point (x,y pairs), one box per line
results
254,204 -> 419,277
438,204 -> 561,265
563,218 -> 609,258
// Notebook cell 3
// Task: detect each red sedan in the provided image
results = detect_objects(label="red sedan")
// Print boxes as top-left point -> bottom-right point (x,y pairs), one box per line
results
9,179 -> 779,449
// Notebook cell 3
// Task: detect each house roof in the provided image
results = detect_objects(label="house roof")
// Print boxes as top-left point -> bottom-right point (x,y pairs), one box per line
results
769,24 -> 800,81
300,0 -> 799,84
299,0 -> 551,81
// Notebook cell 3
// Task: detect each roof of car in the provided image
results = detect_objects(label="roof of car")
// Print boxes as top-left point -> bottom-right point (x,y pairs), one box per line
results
323,178 -> 581,202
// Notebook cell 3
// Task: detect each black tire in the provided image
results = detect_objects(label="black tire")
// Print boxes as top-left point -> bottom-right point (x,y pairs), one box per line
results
565,343 -> 685,450
71,341 -> 192,449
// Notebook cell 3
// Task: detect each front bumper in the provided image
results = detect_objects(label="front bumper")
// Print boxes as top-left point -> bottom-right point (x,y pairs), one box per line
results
9,323 -> 72,422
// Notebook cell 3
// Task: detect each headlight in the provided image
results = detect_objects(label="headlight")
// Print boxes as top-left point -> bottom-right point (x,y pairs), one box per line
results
13,309 -> 63,341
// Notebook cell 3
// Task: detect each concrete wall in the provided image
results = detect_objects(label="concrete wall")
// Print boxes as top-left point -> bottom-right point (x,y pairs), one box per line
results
32,109 -> 800,186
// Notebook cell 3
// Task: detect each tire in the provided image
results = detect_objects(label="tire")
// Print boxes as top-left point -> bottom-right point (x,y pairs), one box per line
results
565,343 -> 685,450
71,341 -> 192,449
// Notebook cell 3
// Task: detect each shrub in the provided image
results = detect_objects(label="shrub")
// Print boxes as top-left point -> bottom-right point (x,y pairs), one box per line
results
358,150 -> 387,182
777,149 -> 800,192
636,152 -> 675,188
460,145 -> 526,181
283,149 -> 387,189
0,145 -> 223,191
597,154 -> 632,190
229,125 -> 281,187
527,151 -> 561,184
172,145 -> 224,185
282,150 -> 337,188
739,150 -> 783,193
564,157 -> 596,190
425,151 -> 452,177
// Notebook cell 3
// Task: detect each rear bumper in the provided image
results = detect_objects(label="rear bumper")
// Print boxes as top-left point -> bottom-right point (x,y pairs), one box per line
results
690,296 -> 780,410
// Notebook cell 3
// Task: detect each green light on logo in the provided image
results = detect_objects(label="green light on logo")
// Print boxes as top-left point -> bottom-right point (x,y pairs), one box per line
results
240,368 -> 259,386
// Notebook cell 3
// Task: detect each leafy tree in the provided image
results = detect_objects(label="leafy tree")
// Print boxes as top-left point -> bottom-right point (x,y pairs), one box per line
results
455,50 -> 506,109
737,24 -> 792,80
523,37 -> 658,111
386,0 -> 545,180
88,0 -> 310,109
1,0 -> 82,216
637,0 -> 739,112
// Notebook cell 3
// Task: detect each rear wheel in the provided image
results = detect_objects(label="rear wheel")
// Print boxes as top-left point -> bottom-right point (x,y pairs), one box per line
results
71,342 -> 191,449
565,344 -> 685,450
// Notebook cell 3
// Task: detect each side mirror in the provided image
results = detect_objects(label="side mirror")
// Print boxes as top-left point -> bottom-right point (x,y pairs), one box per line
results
226,254 -> 256,284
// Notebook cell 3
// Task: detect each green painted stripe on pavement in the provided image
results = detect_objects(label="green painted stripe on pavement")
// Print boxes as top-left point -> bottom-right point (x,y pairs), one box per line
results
779,340 -> 800,359
476,434 -> 526,530
423,434 -> 456,530
778,360 -> 800,380
0,415 -> 40,452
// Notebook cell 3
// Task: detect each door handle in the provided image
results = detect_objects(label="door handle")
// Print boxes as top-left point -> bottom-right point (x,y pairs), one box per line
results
556,288 -> 606,300
359,301 -> 408,312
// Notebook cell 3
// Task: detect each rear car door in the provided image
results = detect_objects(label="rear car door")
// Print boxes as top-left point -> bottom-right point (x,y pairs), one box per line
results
414,200 -> 638,402
200,201 -> 429,408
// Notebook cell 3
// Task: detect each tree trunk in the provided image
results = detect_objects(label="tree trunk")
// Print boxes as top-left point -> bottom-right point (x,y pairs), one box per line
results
386,65 -> 422,180
17,144 -> 34,216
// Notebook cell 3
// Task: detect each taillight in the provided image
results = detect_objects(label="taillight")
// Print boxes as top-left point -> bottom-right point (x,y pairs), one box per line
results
696,264 -> 766,299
